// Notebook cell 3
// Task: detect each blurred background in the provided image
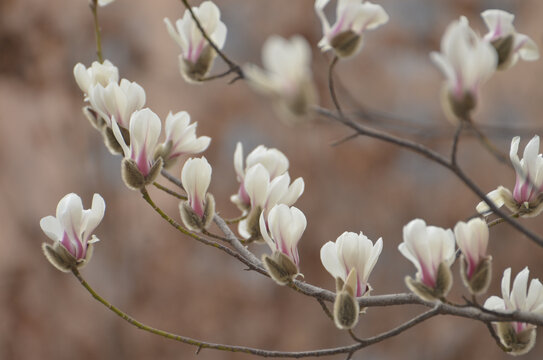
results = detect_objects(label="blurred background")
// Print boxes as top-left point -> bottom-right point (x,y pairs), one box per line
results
1,0 -> 543,359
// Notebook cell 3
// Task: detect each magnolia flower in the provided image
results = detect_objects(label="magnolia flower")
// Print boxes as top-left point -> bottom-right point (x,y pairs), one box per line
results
164,1 -> 227,83
238,164 -> 304,240
40,193 -> 105,272
454,218 -> 492,295
260,204 -> 306,285
315,0 -> 389,58
74,60 -> 119,97
155,111 -> 211,168
97,0 -> 116,6
482,9 -> 539,70
112,108 -> 163,190
321,231 -> 383,298
398,219 -> 455,301
88,79 -> 146,130
244,35 -> 317,122
179,157 -> 215,231
430,16 -> 497,122
477,136 -> 543,217
231,142 -> 290,211
484,268 -> 543,355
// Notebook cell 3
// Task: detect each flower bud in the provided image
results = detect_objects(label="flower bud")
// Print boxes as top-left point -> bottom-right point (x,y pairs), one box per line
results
179,193 -> 215,232
405,262 -> 453,302
333,269 -> 360,330
40,193 -> 105,272
82,106 -> 105,131
262,251 -> 299,286
495,322 -> 536,356
121,157 -> 163,191
460,254 -> 492,295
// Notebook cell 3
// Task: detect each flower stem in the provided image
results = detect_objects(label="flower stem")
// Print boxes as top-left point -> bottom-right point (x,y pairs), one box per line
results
90,0 -> 104,63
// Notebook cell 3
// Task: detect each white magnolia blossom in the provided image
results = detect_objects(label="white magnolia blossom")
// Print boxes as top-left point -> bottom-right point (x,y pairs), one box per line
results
181,157 -> 212,218
74,60 -> 119,97
315,0 -> 389,58
158,111 -> 211,167
477,136 -> 543,217
454,218 -> 489,279
164,1 -> 227,82
88,79 -> 146,129
239,164 -> 304,239
399,219 -> 455,295
482,9 -> 539,70
244,35 -> 317,121
113,108 -> 162,177
430,16 -> 497,121
484,267 -> 543,355
231,142 -> 290,210
40,193 -> 105,270
260,204 -> 306,267
321,231 -> 383,297
98,0 -> 116,6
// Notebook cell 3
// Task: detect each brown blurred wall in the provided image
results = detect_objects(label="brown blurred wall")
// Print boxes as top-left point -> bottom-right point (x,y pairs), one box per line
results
1,0 -> 543,359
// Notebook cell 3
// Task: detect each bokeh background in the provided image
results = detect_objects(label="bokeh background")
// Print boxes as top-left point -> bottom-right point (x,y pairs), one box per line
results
1,0 -> 543,359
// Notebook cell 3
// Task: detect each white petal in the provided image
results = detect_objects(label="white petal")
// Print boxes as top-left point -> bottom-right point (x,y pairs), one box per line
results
320,241 -> 345,280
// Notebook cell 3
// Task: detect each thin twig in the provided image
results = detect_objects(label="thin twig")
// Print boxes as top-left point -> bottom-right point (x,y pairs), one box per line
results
451,121 -> 464,166
89,0 -> 103,63
313,106 -> 543,248
328,56 -> 343,118
153,182 -> 186,200
317,299 -> 334,321
140,188 -> 265,275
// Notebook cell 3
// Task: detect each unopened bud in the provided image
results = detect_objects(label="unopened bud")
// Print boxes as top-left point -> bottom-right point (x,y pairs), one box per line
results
102,125 -> 130,155
495,322 -> 536,356
444,87 -> 476,122
330,30 -> 362,58
179,193 -> 215,232
181,46 -> 215,83
406,262 -> 453,301
82,106 -> 105,131
460,254 -> 492,295
42,241 -> 95,272
121,157 -> 163,191
262,251 -> 299,286
491,35 -> 514,69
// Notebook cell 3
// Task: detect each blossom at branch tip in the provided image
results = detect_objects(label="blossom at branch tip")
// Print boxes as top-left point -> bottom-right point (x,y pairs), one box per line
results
484,267 -> 543,355
179,157 -> 215,231
238,164 -> 304,240
88,79 -> 146,130
430,16 -> 497,122
231,142 -> 290,212
481,9 -> 539,70
260,204 -> 306,285
97,0 -> 116,6
112,108 -> 163,190
454,218 -> 492,295
40,193 -> 105,272
320,231 -> 382,298
155,111 -> 211,168
315,0 -> 389,58
244,35 -> 317,122
74,60 -> 119,97
477,136 -> 543,217
164,1 -> 227,83
398,219 -> 455,301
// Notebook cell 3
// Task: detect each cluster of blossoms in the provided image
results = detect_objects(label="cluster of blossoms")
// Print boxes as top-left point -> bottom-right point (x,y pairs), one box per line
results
431,10 -> 539,122
39,0 -> 543,357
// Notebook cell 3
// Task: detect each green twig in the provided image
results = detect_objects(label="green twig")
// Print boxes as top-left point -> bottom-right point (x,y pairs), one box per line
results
90,0 -> 104,63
